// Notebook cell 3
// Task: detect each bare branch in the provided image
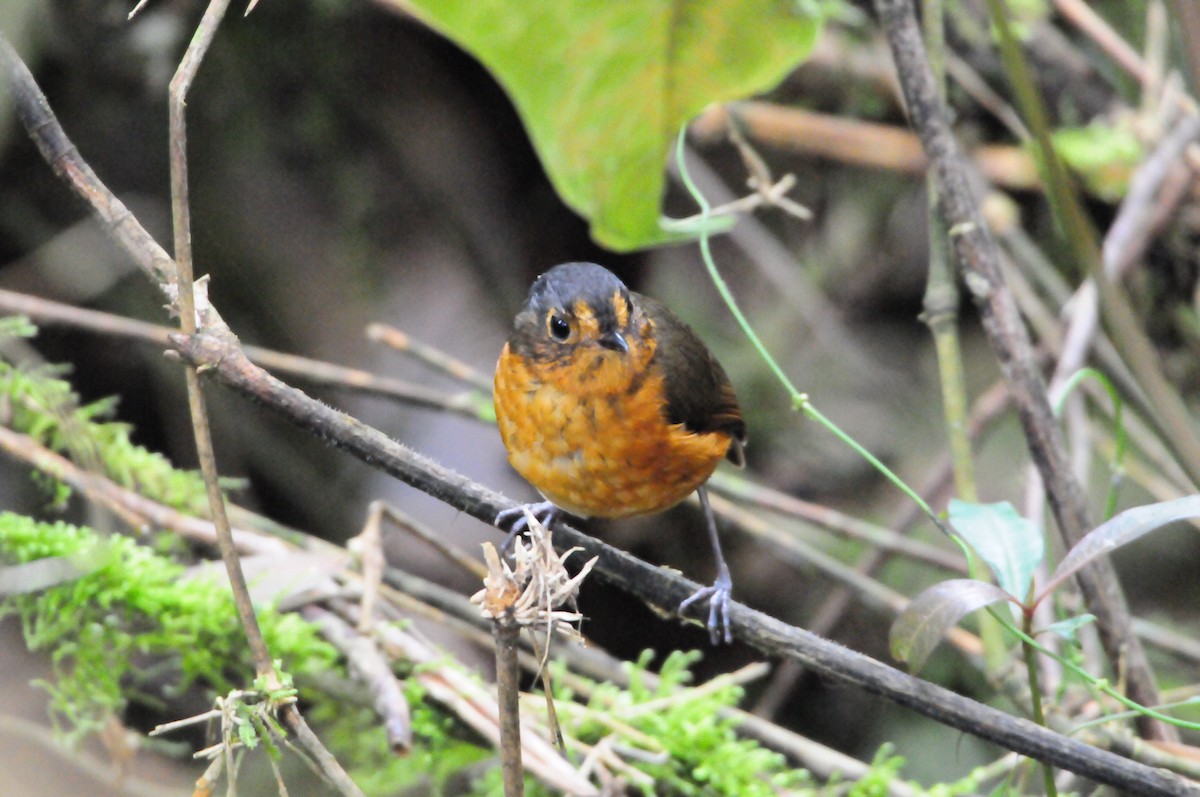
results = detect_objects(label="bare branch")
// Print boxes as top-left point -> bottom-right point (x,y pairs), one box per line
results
0,288 -> 489,419
872,0 -> 1173,742
303,606 -> 412,754
166,328 -> 1198,795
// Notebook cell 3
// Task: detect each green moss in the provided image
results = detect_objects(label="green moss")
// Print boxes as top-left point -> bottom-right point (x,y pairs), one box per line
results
0,537 -> 926,794
309,677 -> 491,797
0,320 -> 222,515
0,513 -> 336,743
597,650 -> 811,795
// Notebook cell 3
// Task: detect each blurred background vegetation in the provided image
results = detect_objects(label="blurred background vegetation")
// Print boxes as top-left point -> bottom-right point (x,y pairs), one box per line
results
1,0 -> 1199,793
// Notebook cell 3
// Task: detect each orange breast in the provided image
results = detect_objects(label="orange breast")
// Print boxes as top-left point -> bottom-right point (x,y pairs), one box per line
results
493,342 -> 733,519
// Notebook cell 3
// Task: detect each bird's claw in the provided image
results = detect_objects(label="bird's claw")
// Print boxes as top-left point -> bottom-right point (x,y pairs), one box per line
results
494,500 -> 561,551
678,576 -> 733,645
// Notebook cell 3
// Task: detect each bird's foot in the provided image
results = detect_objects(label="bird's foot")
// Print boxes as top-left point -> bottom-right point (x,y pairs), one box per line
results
494,500 -> 562,551
678,573 -> 733,645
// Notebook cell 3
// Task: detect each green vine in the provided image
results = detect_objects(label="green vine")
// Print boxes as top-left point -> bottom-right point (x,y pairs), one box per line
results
672,130 -> 971,565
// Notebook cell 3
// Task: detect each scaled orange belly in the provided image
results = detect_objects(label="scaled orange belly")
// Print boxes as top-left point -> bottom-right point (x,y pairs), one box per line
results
494,340 -> 733,519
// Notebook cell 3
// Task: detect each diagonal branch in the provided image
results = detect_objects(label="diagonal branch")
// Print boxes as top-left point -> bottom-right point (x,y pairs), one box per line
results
0,288 -> 491,419
0,39 -> 175,292
1,28 -> 364,795
167,329 -> 1197,796
871,0 -> 1171,742
167,0 -> 279,689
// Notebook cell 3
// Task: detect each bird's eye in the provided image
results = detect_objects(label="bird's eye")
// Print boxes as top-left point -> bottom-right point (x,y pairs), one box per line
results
547,314 -> 571,341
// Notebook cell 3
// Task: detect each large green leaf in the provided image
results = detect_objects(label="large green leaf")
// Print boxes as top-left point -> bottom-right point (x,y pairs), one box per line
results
393,1 -> 823,250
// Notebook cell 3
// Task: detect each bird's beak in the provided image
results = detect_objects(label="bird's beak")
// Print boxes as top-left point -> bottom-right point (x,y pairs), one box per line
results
598,330 -> 629,353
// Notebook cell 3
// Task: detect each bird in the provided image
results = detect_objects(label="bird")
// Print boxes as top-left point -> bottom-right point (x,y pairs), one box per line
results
492,262 -> 746,643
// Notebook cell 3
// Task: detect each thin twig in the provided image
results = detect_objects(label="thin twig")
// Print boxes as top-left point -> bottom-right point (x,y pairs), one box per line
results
995,222 -> 1147,423
0,425 -> 289,556
367,323 -> 494,392
197,756 -> 224,795
945,52 -> 1030,141
150,709 -> 225,737
0,288 -> 490,420
695,102 -> 1040,190
874,0 -> 1172,742
169,0 -> 276,685
1,23 -> 367,795
0,37 -> 176,292
724,114 -> 813,220
1053,0 -> 1151,88
1132,618 -> 1200,664
1103,112 -> 1200,282
707,473 -> 965,573
338,599 -> 596,795
280,706 -> 366,797
616,663 -> 770,720
348,503 -> 387,632
371,500 -> 487,579
303,606 -> 412,753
